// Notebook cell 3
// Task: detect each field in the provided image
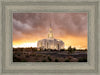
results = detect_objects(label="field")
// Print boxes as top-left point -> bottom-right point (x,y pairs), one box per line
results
13,47 -> 87,62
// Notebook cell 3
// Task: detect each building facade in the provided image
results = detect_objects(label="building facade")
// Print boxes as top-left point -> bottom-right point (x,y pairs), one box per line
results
37,24 -> 64,50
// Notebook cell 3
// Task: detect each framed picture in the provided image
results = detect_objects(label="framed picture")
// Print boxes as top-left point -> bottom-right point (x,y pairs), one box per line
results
0,0 -> 99,75
13,12 -> 88,62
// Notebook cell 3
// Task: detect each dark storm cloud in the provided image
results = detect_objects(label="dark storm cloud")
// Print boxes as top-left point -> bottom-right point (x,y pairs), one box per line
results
13,13 -> 87,40
13,13 -> 50,40
53,13 -> 87,37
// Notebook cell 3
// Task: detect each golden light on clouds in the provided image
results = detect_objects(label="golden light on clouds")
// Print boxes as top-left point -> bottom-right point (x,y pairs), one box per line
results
13,13 -> 87,49
62,36 -> 87,49
13,35 -> 87,49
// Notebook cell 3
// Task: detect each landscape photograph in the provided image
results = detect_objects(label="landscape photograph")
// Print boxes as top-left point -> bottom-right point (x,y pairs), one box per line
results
13,13 -> 87,62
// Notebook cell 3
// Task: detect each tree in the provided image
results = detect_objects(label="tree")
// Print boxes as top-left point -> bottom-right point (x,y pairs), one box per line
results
68,46 -> 73,54
68,46 -> 76,54
72,47 -> 76,53
73,47 -> 76,51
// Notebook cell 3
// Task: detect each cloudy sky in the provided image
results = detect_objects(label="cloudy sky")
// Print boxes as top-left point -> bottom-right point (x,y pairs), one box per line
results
13,13 -> 87,49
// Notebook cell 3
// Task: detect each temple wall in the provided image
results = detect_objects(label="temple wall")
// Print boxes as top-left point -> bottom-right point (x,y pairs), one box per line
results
37,39 -> 64,50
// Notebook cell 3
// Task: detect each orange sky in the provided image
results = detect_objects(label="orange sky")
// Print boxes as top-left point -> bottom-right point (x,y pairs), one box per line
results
13,13 -> 87,49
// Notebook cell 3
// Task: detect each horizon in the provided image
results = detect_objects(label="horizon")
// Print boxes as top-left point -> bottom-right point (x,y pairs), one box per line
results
13,46 -> 87,50
13,41 -> 87,49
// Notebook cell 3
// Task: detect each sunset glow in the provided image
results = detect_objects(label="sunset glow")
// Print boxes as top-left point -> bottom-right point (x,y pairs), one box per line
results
13,41 -> 37,48
13,36 -> 87,49
13,13 -> 87,49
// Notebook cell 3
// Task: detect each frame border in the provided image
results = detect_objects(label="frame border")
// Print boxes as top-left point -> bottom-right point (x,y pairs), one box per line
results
0,0 -> 99,75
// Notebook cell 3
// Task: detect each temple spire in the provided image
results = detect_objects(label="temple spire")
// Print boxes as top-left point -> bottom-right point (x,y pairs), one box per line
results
48,15 -> 54,39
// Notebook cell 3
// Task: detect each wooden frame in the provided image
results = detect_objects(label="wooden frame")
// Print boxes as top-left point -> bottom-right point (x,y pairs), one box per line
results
0,0 -> 99,75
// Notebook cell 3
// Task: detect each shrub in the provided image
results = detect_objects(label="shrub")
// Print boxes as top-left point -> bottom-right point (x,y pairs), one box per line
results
18,54 -> 20,56
64,59 -> 70,62
78,58 -> 87,62
32,54 -> 36,56
55,59 -> 59,62
13,56 -> 21,62
21,59 -> 27,62
25,55 -> 29,58
60,49 -> 65,51
48,56 -> 52,62
42,59 -> 46,62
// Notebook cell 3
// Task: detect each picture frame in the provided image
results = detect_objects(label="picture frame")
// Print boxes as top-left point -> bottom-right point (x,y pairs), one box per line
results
0,0 -> 99,75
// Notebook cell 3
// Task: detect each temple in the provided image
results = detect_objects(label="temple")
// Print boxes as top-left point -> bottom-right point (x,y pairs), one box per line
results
37,17 -> 64,50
